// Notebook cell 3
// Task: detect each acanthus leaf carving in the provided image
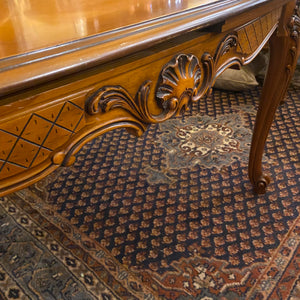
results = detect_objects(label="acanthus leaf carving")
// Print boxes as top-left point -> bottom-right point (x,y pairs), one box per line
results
214,33 -> 238,62
85,81 -> 153,122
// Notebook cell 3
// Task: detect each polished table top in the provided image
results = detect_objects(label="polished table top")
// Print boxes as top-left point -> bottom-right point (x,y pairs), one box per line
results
0,0 -> 280,97
0,0 -> 219,59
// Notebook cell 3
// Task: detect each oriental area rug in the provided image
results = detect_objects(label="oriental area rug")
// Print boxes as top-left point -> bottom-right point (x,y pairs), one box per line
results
0,83 -> 299,299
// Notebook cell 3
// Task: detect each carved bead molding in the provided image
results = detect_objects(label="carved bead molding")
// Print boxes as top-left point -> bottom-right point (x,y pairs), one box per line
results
287,1 -> 300,74
85,33 -> 240,126
289,1 -> 300,40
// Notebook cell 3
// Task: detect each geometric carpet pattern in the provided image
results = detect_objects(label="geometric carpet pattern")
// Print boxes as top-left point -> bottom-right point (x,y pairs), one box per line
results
0,82 -> 299,299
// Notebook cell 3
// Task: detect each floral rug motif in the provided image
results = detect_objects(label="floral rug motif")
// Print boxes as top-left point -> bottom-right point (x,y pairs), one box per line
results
143,110 -> 256,185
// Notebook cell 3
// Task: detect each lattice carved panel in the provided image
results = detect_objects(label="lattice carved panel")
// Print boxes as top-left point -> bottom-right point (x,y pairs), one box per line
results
0,100 -> 85,180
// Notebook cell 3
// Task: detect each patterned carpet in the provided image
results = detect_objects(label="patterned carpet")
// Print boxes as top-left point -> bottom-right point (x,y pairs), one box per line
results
0,79 -> 299,299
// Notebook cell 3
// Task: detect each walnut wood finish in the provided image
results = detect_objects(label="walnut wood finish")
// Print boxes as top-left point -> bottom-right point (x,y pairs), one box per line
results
0,0 -> 299,196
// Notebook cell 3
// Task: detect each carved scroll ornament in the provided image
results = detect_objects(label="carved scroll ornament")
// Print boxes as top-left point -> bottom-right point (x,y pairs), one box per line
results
86,53 -> 212,124
85,34 -> 241,127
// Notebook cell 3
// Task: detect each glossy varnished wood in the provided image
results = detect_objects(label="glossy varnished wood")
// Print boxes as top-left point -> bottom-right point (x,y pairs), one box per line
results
0,0 -> 218,59
0,0 -> 289,96
0,0 -> 299,196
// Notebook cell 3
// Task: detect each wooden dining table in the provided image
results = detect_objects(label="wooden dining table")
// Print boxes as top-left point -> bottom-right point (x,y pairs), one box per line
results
0,0 -> 299,196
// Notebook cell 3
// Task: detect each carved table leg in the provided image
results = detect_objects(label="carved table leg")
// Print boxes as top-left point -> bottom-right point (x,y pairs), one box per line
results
249,1 -> 300,194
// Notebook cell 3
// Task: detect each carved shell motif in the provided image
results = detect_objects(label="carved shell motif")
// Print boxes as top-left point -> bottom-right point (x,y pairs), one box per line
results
156,54 -> 202,115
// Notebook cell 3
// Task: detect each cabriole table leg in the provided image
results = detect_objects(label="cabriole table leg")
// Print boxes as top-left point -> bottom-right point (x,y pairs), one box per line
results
249,1 -> 300,194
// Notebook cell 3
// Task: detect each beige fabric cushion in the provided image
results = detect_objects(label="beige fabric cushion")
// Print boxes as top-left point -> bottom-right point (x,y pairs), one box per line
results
214,65 -> 258,91
214,52 -> 268,91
